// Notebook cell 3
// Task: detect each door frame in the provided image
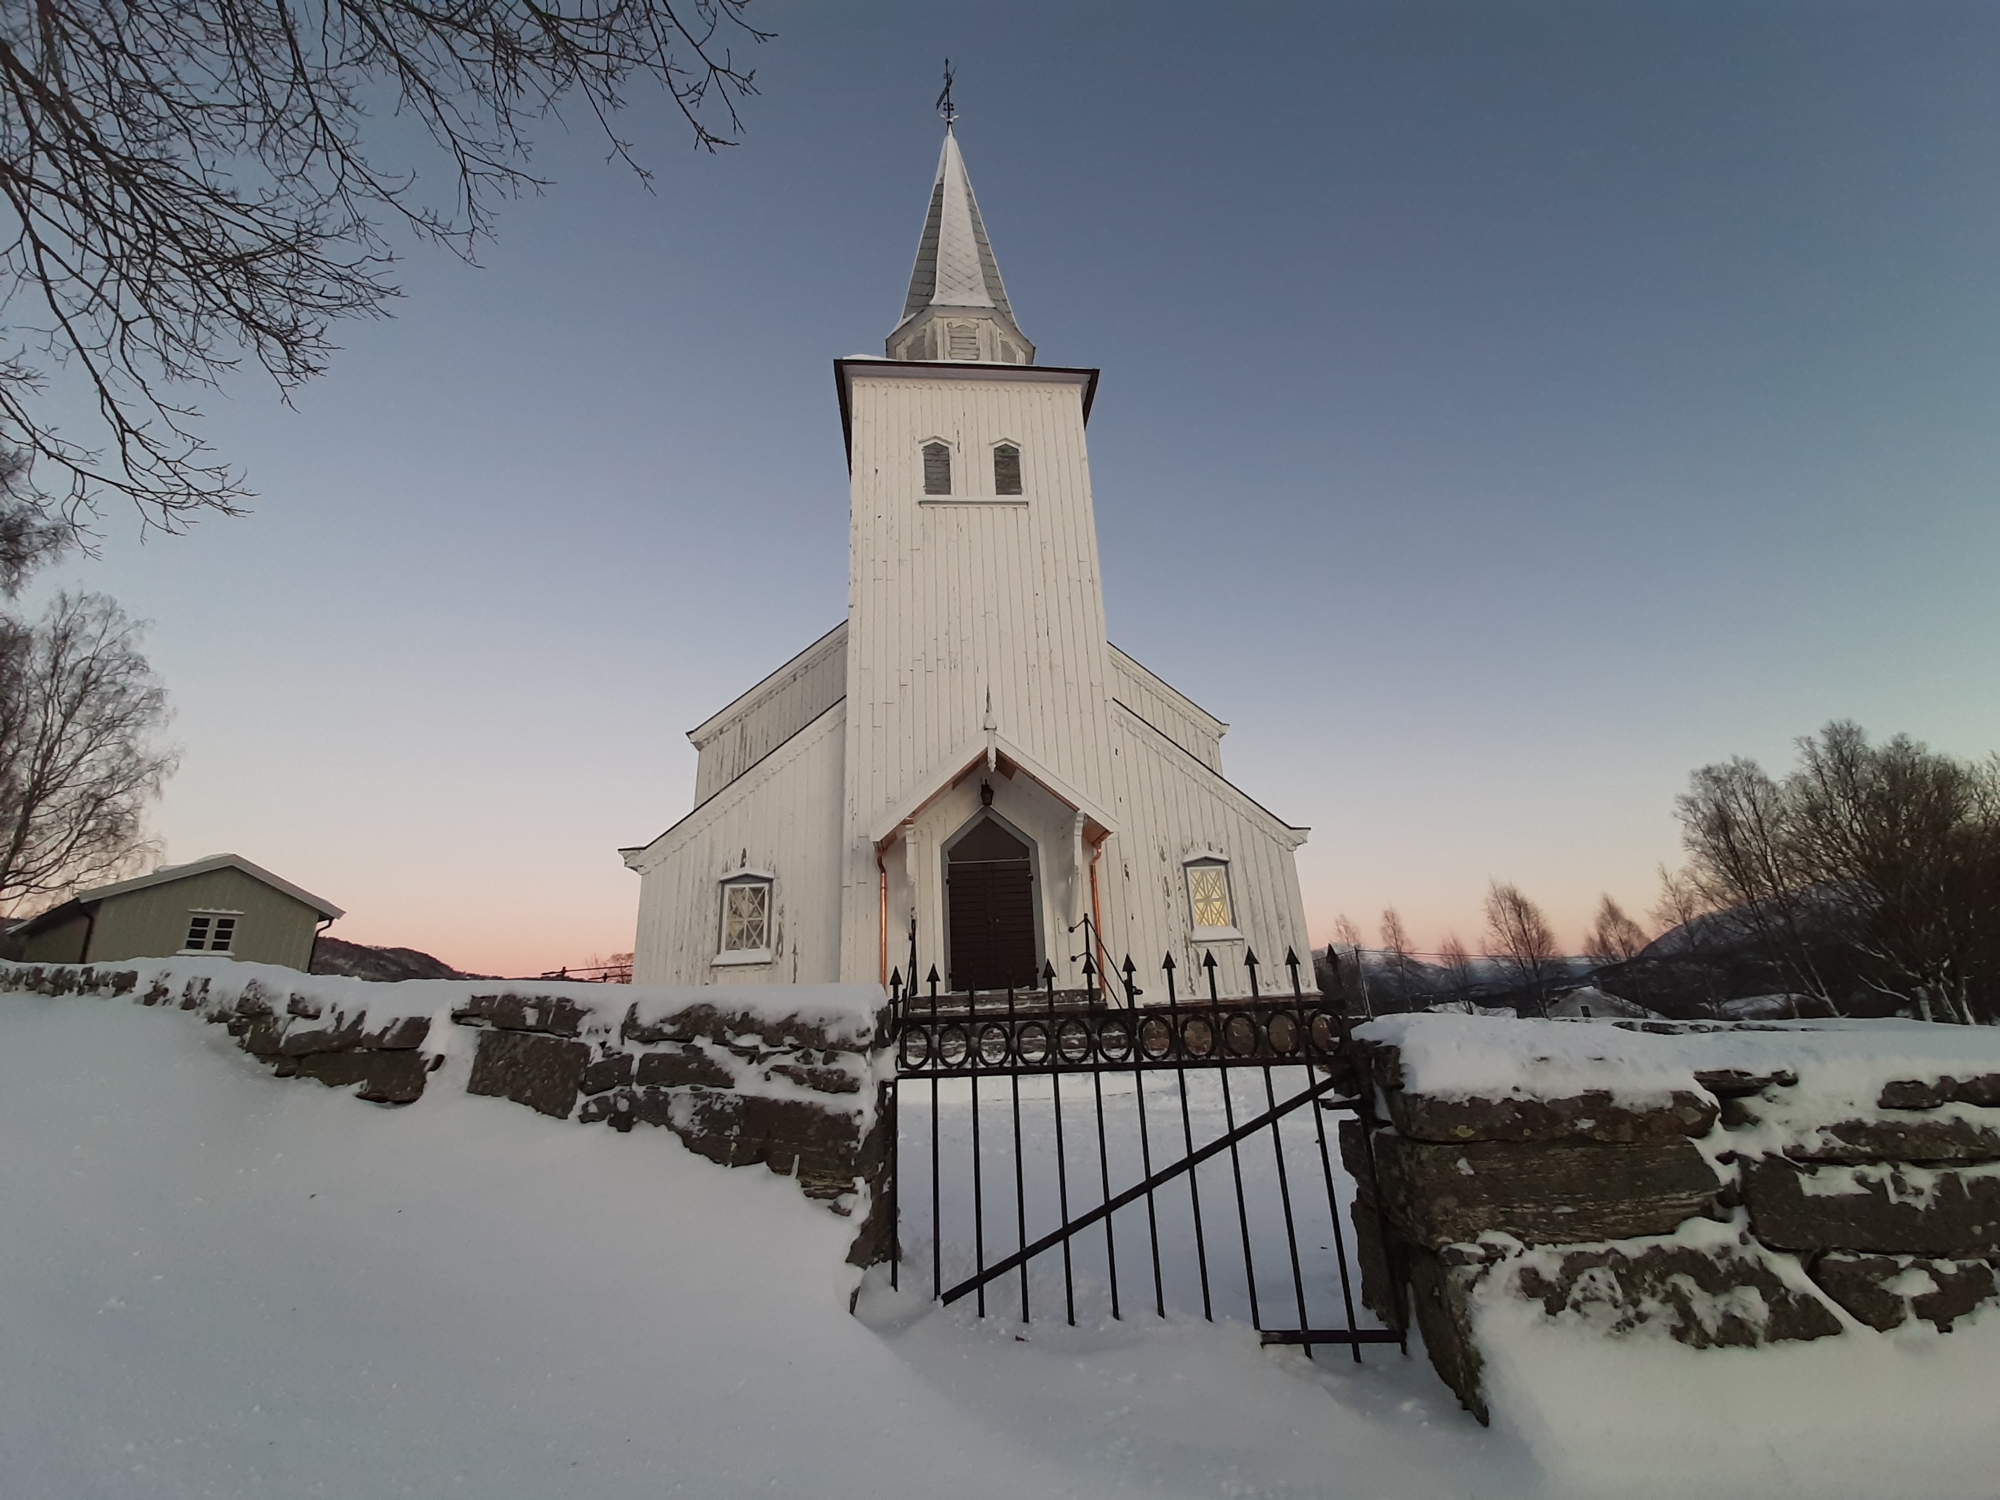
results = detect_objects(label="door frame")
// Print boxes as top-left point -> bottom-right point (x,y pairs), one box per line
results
939,807 -> 1046,991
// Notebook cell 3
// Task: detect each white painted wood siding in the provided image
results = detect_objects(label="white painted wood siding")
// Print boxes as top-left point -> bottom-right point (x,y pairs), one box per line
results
690,623 -> 848,805
630,701 -> 845,987
1096,701 -> 1314,1003
1108,645 -> 1226,773
838,366 -> 1119,980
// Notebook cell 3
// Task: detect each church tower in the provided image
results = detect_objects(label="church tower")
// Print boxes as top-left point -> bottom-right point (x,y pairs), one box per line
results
835,124 -> 1119,987
624,119 -> 1313,1000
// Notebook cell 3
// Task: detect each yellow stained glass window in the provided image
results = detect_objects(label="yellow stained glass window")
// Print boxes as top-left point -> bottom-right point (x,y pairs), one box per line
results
1187,864 -> 1232,930
722,882 -> 770,952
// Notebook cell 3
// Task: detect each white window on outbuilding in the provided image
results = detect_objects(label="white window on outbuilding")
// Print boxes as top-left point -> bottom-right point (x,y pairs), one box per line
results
182,911 -> 239,953
1184,858 -> 1241,940
715,873 -> 774,966
922,442 -> 952,496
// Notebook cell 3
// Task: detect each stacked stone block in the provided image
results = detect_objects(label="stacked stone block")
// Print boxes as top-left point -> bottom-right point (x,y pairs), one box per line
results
1346,1032 -> 2000,1425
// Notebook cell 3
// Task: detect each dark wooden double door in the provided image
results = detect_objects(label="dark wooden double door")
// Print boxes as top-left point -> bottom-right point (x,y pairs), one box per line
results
945,816 -> 1039,992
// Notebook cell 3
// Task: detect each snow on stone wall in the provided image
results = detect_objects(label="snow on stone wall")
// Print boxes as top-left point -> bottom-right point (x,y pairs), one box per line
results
1346,1013 -> 2000,1424
0,959 -> 894,1261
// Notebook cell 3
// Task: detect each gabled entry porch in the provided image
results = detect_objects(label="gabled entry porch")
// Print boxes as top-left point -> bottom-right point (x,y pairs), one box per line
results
871,731 -> 1118,997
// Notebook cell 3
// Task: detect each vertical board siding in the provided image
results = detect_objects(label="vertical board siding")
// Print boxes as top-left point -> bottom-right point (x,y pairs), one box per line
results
89,868 -> 324,970
692,624 -> 848,804
1108,647 -> 1226,772
839,370 -> 1118,980
633,702 -> 845,987
1102,704 -> 1314,1003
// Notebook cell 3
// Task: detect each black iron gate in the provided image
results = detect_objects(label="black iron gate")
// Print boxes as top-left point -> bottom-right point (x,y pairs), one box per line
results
886,922 -> 1406,1360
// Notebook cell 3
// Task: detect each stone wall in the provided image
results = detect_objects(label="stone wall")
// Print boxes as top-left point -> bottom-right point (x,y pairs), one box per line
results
1345,1016 -> 2000,1424
0,961 -> 892,1264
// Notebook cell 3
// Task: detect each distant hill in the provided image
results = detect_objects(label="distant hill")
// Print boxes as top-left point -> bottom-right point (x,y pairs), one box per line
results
310,936 -> 489,983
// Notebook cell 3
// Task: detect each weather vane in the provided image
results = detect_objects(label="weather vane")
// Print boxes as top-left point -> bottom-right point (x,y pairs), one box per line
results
936,59 -> 957,127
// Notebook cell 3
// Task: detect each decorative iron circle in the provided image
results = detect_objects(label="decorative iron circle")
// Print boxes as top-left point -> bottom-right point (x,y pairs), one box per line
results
1137,1015 -> 1176,1061
1180,1016 -> 1216,1058
938,1024 -> 971,1067
1309,1010 -> 1339,1054
1015,1020 -> 1051,1065
977,1022 -> 1012,1066
1266,1010 -> 1300,1056
1097,1017 -> 1133,1063
1223,1011 -> 1261,1057
899,1026 -> 933,1070
1057,1017 -> 1093,1064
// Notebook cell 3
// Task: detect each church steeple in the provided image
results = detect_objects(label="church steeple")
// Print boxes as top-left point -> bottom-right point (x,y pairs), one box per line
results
886,127 -> 1035,365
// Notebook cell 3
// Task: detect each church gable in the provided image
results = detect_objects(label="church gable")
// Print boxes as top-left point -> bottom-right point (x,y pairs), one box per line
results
688,622 -> 847,805
1108,645 -> 1227,773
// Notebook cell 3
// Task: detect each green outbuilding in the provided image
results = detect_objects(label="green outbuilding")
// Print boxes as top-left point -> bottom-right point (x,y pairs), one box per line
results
4,854 -> 344,971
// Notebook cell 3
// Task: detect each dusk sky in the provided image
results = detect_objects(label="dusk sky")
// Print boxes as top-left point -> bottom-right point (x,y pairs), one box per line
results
21,1 -> 2000,976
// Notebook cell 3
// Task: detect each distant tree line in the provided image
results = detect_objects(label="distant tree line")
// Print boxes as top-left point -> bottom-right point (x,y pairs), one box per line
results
1321,722 -> 2000,1024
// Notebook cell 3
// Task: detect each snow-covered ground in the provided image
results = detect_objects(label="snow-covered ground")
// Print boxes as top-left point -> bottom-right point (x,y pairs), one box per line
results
5,992 -> 2000,1499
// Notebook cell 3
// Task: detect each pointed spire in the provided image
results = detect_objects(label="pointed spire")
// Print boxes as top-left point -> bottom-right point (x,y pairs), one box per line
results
887,124 -> 1035,364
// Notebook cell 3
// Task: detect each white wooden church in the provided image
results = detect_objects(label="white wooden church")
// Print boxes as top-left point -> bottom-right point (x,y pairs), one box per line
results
622,124 -> 1313,1000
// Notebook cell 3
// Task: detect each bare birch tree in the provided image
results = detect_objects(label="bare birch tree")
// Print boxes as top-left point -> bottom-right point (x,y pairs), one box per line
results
1651,863 -> 1709,940
1584,895 -> 1649,968
1483,879 -> 1560,1015
1329,914 -> 1372,1018
0,593 -> 176,912
1674,722 -> 2000,1022
1438,932 -> 1476,996
1380,906 -> 1417,1001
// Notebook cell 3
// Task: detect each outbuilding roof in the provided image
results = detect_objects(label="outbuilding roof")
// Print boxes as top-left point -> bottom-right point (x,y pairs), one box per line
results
9,853 -> 345,939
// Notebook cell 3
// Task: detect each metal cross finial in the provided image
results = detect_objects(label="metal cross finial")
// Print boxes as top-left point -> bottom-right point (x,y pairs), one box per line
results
936,59 -> 957,127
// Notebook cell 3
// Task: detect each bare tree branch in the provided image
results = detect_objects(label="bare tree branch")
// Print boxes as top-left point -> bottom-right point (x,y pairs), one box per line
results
0,0 -> 767,543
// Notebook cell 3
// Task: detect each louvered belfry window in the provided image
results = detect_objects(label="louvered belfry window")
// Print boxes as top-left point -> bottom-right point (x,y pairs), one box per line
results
993,444 -> 1023,495
948,324 -> 980,360
923,442 -> 952,495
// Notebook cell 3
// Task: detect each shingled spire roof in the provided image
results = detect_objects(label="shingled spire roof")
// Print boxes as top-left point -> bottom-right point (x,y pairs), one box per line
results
886,128 -> 1035,364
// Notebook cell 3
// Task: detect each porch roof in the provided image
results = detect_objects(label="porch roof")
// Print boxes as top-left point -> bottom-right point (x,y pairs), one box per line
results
869,734 -> 1118,850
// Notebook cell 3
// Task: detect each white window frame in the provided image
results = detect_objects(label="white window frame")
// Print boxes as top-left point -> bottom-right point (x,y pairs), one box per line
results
714,871 -> 775,967
180,908 -> 244,955
1183,855 -> 1242,943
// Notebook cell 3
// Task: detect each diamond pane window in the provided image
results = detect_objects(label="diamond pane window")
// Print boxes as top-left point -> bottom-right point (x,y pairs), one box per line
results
923,442 -> 952,495
994,444 -> 1023,495
1186,863 -> 1233,931
721,881 -> 770,953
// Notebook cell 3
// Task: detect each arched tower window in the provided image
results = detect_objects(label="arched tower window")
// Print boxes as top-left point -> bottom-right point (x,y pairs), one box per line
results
993,444 -> 1023,496
923,442 -> 952,496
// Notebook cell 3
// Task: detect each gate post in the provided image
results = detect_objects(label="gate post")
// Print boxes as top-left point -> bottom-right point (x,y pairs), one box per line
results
846,979 -> 902,1272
